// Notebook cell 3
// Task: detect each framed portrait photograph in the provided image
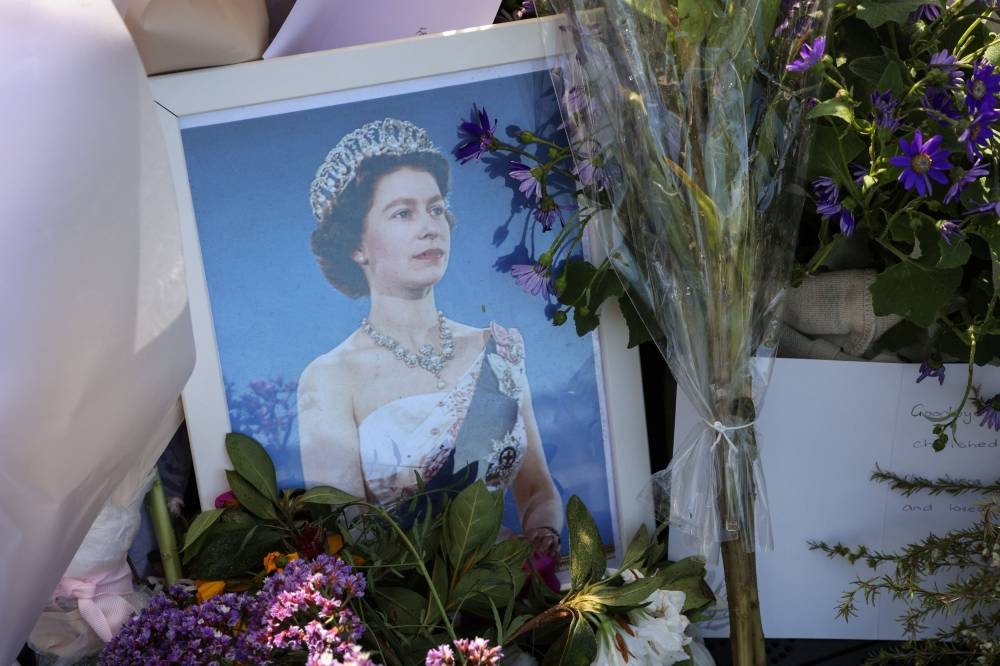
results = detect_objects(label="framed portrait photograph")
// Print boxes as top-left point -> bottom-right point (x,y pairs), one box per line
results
153,17 -> 651,562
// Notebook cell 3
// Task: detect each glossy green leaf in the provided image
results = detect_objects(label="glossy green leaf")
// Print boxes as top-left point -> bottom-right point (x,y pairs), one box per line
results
445,480 -> 503,566
589,570 -> 667,609
182,508 -> 225,552
870,262 -> 962,328
544,616 -> 598,666
807,98 -> 854,125
848,56 -> 890,84
226,432 -> 278,502
297,485 -> 361,507
856,0 -> 937,28
226,469 -> 280,522
618,295 -> 656,348
567,495 -> 606,589
619,524 -> 651,571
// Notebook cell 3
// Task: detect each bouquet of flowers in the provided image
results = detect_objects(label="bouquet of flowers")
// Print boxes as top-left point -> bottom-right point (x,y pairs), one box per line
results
102,435 -> 713,665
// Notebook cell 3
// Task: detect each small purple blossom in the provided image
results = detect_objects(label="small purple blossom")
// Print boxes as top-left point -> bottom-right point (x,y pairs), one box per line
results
509,161 -> 543,200
937,220 -> 964,246
916,358 -> 946,385
850,162 -> 869,185
965,59 -> 1000,114
959,107 -> 1000,159
786,36 -> 825,72
944,159 -> 988,204
928,50 -> 963,91
909,3 -> 942,22
923,87 -> 962,125
888,131 -> 952,197
426,644 -> 456,666
511,262 -> 552,298
975,392 -> 1000,431
871,90 -> 902,131
454,105 -> 497,164
811,176 -> 856,236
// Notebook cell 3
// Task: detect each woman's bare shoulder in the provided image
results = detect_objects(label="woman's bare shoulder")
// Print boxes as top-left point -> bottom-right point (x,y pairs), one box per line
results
299,331 -> 373,388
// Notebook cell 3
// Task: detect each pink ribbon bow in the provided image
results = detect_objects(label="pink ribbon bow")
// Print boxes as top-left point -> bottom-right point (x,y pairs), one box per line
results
51,561 -> 137,642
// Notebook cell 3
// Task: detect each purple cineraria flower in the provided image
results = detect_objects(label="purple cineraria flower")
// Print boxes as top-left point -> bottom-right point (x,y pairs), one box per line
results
923,87 -> 962,125
944,159 -> 988,204
975,392 -> 1000,431
965,199 -> 1000,217
811,176 -> 856,236
511,262 -> 552,298
909,3 -> 942,22
937,219 -> 964,245
786,36 -> 825,72
966,59 -> 1000,114
959,107 -> 1000,159
929,50 -> 963,91
509,161 -> 543,200
850,162 -> 869,185
916,357 -> 946,385
871,90 -> 902,131
888,131 -> 952,197
574,151 -> 611,190
454,105 -> 497,164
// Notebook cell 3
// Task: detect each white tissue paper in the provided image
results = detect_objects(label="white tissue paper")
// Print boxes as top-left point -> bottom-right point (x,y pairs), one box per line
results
0,1 -> 195,660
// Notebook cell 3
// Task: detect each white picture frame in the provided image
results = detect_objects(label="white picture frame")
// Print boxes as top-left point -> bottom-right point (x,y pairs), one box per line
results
152,17 -> 652,563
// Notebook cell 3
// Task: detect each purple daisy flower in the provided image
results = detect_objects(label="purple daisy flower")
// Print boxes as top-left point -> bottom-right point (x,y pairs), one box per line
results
574,151 -> 611,190
811,176 -> 856,236
916,357 -> 946,385
923,87 -> 962,125
871,90 -> 902,131
944,159 -> 988,204
965,59 -> 1000,114
888,131 -> 952,197
908,3 -> 942,22
786,37 -> 825,72
454,105 -> 497,164
850,162 -> 869,185
511,262 -> 552,298
508,161 -> 543,200
959,107 -> 1000,159
975,391 -> 1000,431
929,50 -> 963,91
937,220 -> 964,245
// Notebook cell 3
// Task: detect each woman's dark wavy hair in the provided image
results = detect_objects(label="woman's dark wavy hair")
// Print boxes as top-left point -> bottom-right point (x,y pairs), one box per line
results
311,152 -> 454,299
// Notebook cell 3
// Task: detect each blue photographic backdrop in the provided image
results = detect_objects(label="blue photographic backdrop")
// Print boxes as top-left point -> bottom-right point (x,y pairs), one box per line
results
182,67 -> 615,549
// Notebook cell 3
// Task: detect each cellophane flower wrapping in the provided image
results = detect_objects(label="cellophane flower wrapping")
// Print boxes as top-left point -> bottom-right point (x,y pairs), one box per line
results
545,0 -> 829,556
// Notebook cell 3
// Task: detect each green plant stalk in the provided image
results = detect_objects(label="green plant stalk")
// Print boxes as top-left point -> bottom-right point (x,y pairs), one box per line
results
149,469 -> 182,585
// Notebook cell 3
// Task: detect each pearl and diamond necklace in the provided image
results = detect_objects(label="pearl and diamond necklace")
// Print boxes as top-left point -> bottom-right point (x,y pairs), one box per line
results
361,311 -> 455,389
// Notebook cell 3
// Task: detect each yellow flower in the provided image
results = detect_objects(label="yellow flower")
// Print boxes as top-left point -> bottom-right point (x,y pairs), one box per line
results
195,580 -> 225,603
327,534 -> 344,555
263,551 -> 299,574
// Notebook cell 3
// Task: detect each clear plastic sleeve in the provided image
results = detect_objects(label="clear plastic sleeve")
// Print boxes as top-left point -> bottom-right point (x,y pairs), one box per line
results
544,0 -> 829,556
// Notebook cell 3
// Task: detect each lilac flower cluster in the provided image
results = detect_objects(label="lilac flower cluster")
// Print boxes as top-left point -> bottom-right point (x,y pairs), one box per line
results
100,586 -> 269,665
259,554 -> 369,662
425,637 -> 503,666
102,556 -> 373,665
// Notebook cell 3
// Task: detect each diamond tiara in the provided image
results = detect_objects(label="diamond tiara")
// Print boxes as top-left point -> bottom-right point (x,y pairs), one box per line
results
309,118 -> 442,223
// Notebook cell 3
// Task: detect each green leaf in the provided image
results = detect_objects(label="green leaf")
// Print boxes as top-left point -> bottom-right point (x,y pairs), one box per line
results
425,556 -> 449,625
182,508 -> 225,551
807,123 -> 865,181
848,56 -> 890,84
226,469 -> 280,522
186,524 -> 285,579
807,98 -> 854,125
936,239 -> 972,269
986,40 -> 1000,66
452,564 -> 525,613
877,61 -> 906,97
297,485 -> 361,507
589,570 -> 667,609
573,307 -> 600,337
870,262 -> 962,328
618,295 -> 655,348
486,538 -> 532,567
856,0 -> 937,28
445,480 -> 503,566
226,433 -> 278,502
619,524 -> 651,571
544,617 -> 598,666
374,587 -> 427,635
567,495 -> 606,589
556,259 -> 597,306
